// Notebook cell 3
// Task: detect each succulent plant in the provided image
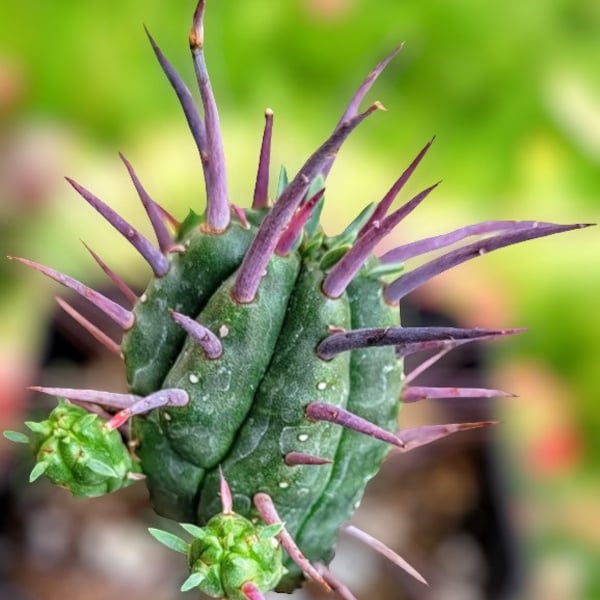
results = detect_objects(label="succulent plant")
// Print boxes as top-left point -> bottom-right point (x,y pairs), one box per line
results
4,1 -> 590,598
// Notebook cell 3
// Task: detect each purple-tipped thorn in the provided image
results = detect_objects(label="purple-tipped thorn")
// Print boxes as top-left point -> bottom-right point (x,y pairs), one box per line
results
284,452 -> 333,467
107,388 -> 189,430
119,153 -> 176,253
144,27 -> 208,162
276,188 -> 325,256
9,256 -> 134,330
306,402 -> 405,448
55,297 -> 122,357
385,222 -> 592,302
397,327 -> 525,358
190,0 -> 230,232
218,466 -> 233,514
379,220 -> 544,264
397,421 -> 498,453
253,493 -> 329,590
65,178 -> 170,277
359,137 -> 435,236
252,108 -> 274,210
81,241 -> 138,307
169,310 -> 222,359
317,326 -> 521,360
234,103 -> 384,303
402,386 -> 515,403
231,204 -> 250,229
322,182 -> 439,298
321,44 -> 403,178
315,564 -> 358,600
29,386 -> 140,409
241,582 -> 266,600
343,525 -> 428,585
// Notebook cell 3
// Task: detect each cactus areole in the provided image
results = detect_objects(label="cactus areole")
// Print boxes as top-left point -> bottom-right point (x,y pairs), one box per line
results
6,1 -> 590,598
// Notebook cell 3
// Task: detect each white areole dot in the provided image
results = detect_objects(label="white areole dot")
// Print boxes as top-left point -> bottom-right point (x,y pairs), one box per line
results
278,481 -> 290,489
189,373 -> 200,384
219,324 -> 229,338
317,381 -> 327,391
297,434 -> 309,442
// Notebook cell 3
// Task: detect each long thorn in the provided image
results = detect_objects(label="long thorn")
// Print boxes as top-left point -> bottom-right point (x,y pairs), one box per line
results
396,327 -> 525,358
65,177 -> 170,277
379,219 -> 544,264
144,27 -> 208,161
306,402 -> 405,448
9,256 -> 134,330
235,103 -> 383,303
169,310 -> 222,358
318,326 -> 525,360
403,346 -> 453,384
107,388 -> 189,430
402,386 -> 515,403
397,421 -> 498,452
322,182 -> 439,298
321,44 -> 403,178
55,297 -> 122,356
119,153 -> 175,253
81,241 -> 138,306
190,0 -> 230,231
252,108 -> 274,209
343,525 -> 428,585
253,493 -> 329,590
29,386 -> 139,409
359,137 -> 435,236
385,222 -> 592,302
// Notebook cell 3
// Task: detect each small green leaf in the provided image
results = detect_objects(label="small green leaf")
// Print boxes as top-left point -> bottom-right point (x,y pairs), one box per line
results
148,528 -> 188,554
3,430 -> 29,444
275,165 -> 289,200
365,261 -> 405,279
258,523 -> 284,540
327,202 -> 376,248
24,421 -> 47,434
180,572 -> 205,592
319,244 -> 351,270
29,461 -> 49,483
87,459 -> 119,479
177,209 -> 203,240
304,192 -> 325,240
180,523 -> 207,539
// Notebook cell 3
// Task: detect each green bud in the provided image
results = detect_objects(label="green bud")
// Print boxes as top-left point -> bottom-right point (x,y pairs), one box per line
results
25,400 -> 139,497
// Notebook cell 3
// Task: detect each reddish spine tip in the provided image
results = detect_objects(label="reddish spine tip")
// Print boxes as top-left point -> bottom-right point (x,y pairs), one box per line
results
241,582 -> 266,600
276,188 -> 325,255
218,466 -> 233,514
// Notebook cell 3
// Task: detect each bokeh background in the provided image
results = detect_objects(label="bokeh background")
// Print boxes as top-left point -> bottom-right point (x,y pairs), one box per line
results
0,1 -> 598,599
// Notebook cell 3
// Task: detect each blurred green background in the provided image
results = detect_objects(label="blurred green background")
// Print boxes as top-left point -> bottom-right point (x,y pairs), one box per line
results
1,1 -> 598,599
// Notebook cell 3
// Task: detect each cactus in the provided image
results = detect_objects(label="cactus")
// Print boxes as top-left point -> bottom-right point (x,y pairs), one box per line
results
4,1 -> 590,598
